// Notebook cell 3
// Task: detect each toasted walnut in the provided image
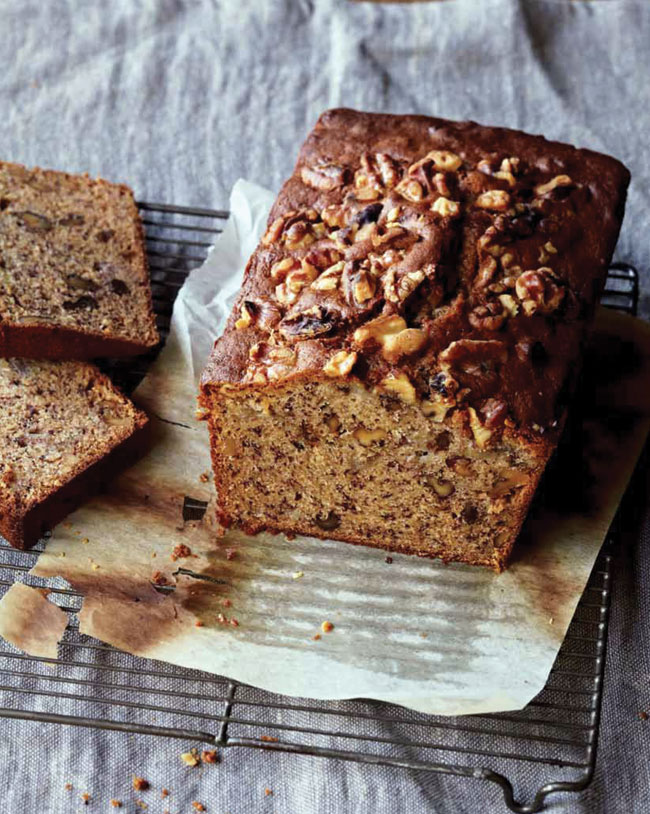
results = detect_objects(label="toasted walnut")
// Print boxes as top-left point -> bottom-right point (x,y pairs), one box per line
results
475,190 -> 511,211
427,477 -> 455,497
515,268 -> 565,315
480,397 -> 508,428
468,301 -> 506,331
500,157 -> 520,175
305,246 -> 342,270
354,314 -> 406,345
270,257 -> 298,281
421,396 -> 451,423
323,350 -> 357,378
493,170 -> 516,187
396,178 -> 424,202
353,427 -> 387,447
378,373 -> 417,404
301,163 -> 347,190
279,305 -> 335,340
312,260 -> 345,291
275,281 -> 298,305
235,302 -> 253,330
498,293 -> 519,317
355,222 -> 379,243
284,221 -> 315,250
262,211 -> 297,246
477,158 -> 493,175
321,205 -> 347,229
489,469 -> 529,498
352,269 -> 376,304
468,407 -> 492,448
431,196 -> 461,217
286,263 -> 319,294
432,173 -> 451,197
440,338 -> 508,367
410,150 -> 462,174
355,312 -> 427,361
385,268 -> 426,304
386,205 -> 401,222
375,153 -> 401,188
534,174 -> 573,197
476,256 -> 498,288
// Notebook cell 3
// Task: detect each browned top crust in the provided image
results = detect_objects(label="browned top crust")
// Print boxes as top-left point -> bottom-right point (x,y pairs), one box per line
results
201,109 -> 630,445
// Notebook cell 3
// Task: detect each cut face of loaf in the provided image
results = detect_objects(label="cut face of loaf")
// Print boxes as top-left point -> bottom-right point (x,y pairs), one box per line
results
203,379 -> 546,569
0,358 -> 149,549
0,161 -> 159,359
200,109 -> 630,570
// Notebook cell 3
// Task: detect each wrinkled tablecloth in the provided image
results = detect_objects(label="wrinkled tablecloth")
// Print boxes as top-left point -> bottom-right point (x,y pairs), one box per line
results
1,1 -> 649,811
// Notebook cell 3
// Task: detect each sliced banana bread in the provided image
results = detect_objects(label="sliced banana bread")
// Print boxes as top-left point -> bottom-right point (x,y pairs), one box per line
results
0,162 -> 159,359
0,358 -> 149,548
199,109 -> 629,571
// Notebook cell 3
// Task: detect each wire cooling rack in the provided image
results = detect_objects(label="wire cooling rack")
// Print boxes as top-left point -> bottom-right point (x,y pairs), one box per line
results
0,202 -> 640,813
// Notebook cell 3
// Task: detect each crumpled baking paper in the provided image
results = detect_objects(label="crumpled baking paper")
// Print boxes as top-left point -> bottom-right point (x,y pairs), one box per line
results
7,179 -> 650,715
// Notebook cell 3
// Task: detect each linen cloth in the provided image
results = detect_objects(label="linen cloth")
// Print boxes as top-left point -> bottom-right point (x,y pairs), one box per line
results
0,0 -> 649,811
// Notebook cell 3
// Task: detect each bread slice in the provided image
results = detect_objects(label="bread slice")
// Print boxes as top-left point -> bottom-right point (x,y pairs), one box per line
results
0,162 -> 159,359
0,358 -> 149,549
199,109 -> 630,571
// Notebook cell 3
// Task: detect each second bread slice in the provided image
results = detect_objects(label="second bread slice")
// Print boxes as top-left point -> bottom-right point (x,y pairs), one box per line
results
0,358 -> 149,549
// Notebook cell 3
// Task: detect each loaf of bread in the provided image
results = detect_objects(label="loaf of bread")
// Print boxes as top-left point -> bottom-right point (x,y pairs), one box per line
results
0,358 -> 149,549
0,162 -> 159,359
199,109 -> 629,570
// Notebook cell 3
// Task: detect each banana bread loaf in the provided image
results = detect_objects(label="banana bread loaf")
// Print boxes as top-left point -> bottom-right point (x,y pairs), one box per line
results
199,109 -> 630,571
0,162 -> 159,359
0,358 -> 149,549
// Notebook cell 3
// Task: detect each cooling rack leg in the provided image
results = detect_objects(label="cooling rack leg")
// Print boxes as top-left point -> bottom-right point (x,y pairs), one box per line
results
216,681 -> 237,746
484,768 -> 593,813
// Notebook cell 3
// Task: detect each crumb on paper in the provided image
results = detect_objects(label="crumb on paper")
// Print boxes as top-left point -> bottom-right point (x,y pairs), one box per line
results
385,556 -> 393,564
201,749 -> 218,764
292,571 -> 304,580
57,552 -> 66,558
151,571 -> 169,586
192,803 -> 206,812
225,548 -> 236,560
110,801 -> 122,809
82,538 -> 89,544
222,598 -> 232,608
312,634 -> 321,641
80,792 -> 91,805
199,472 -> 210,483
181,749 -> 200,767
91,563 -> 100,571
260,735 -> 279,743
132,776 -> 150,792
321,620 -> 334,633
264,788 -> 273,797
195,620 -> 205,627
161,788 -> 170,798
549,617 -> 555,625
171,543 -> 192,561
230,618 -> 239,627
64,783 -> 73,791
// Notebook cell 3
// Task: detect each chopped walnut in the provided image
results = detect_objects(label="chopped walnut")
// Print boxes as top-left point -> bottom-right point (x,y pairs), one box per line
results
475,190 -> 511,211
375,152 -> 401,188
378,373 -> 417,404
321,204 -> 347,228
300,163 -> 347,190
395,178 -> 424,202
468,301 -> 507,331
261,211 -> 297,246
534,174 -> 573,197
410,149 -> 462,174
353,314 -> 426,362
353,427 -> 387,446
323,350 -> 357,378
234,302 -> 253,330
431,196 -> 461,217
468,407 -> 492,448
312,260 -> 344,291
421,396 -> 451,423
515,268 -> 565,315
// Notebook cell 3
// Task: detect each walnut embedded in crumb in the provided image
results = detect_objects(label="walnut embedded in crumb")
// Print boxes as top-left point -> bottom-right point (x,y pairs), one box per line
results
201,749 -> 218,764
225,548 -> 236,560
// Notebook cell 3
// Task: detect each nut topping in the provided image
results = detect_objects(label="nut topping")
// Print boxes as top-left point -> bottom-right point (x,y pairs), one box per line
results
375,153 -> 401,188
354,313 -> 426,361
279,305 -> 336,340
409,150 -> 462,174
515,268 -> 565,315
262,211 -> 297,246
468,301 -> 506,331
323,350 -> 357,378
431,196 -> 461,217
270,257 -> 298,282
534,174 -> 573,197
300,163 -> 347,191
475,190 -> 511,211
235,302 -> 253,330
395,178 -> 424,203
312,261 -> 345,291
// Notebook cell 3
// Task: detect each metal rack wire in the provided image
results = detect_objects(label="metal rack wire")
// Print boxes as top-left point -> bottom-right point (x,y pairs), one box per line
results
0,202 -> 640,813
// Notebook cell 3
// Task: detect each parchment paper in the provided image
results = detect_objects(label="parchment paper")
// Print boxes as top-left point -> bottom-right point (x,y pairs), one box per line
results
17,180 -> 650,716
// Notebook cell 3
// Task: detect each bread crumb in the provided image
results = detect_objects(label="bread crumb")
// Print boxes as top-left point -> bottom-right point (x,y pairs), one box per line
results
385,556 -> 393,564
292,571 -> 304,580
264,788 -> 273,796
110,801 -> 122,809
199,472 -> 210,483
135,801 -> 148,811
260,735 -> 279,743
548,617 -> 554,625
161,788 -> 170,798
132,776 -> 149,792
312,634 -> 321,641
82,537 -> 89,544
181,750 -> 200,767
230,618 -> 239,627
201,749 -> 218,764
64,783 -> 73,791
639,711 -> 648,720
222,599 -> 232,608
91,563 -> 100,571
192,803 -> 206,812
171,543 -> 192,561
321,620 -> 334,633
195,620 -> 205,627
225,548 -> 236,560
80,792 -> 91,804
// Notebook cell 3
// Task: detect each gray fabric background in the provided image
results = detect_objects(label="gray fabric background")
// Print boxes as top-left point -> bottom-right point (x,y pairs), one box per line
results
1,0 -> 649,811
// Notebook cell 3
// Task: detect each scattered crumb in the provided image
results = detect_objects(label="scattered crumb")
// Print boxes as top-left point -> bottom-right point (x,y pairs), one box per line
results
312,634 -> 321,641
171,543 -> 192,561
64,783 -> 73,791
264,788 -> 273,797
260,735 -> 279,743
195,620 -> 205,627
639,711 -> 648,720
199,472 -> 210,483
110,801 -> 122,809
385,556 -> 393,564
135,801 -> 148,811
292,571 -> 304,580
81,792 -> 91,805
222,599 -> 232,608
201,749 -> 218,764
321,620 -> 334,633
63,522 -> 72,529
132,776 -> 150,792
58,552 -> 66,558
181,749 -> 200,767
82,538 -> 89,544
151,570 -> 169,586
420,633 -> 428,639
151,551 -> 157,558
548,617 -> 554,625
192,803 -> 206,812
230,618 -> 239,627
225,549 -> 236,560
161,788 -> 170,798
